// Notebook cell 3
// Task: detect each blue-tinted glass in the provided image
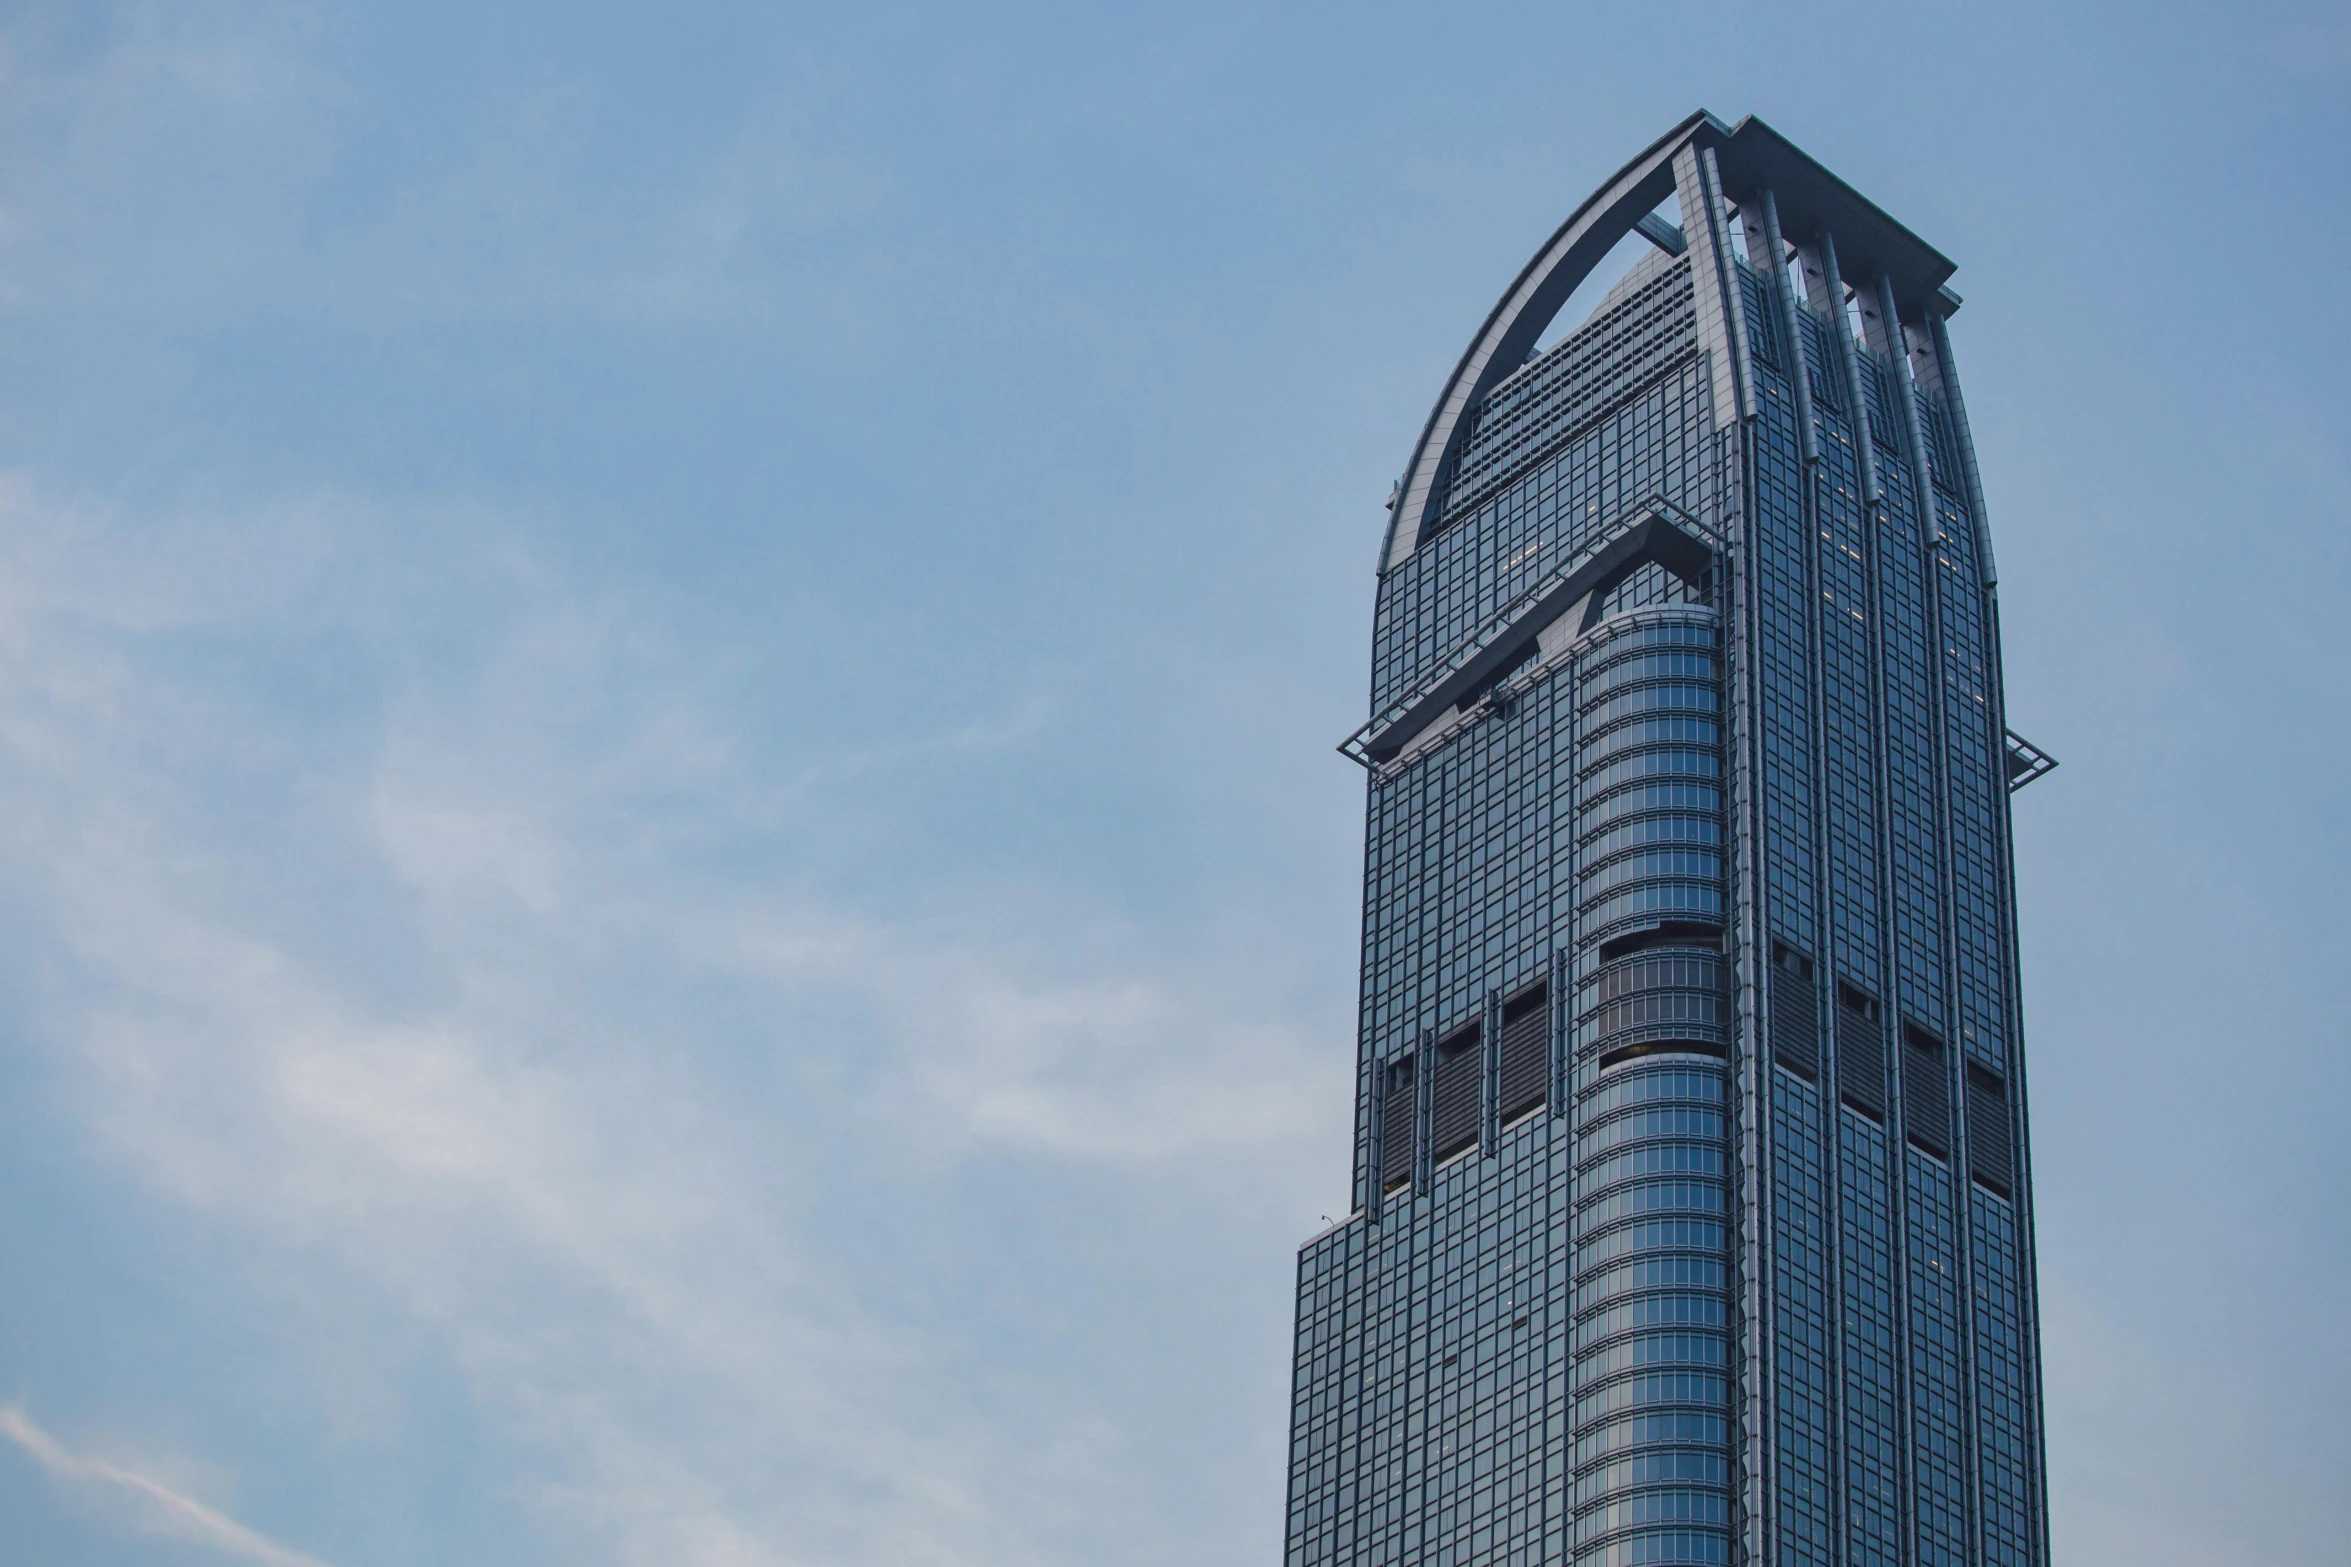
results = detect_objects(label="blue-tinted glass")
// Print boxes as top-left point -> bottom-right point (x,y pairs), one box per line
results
1287,124 -> 2045,1567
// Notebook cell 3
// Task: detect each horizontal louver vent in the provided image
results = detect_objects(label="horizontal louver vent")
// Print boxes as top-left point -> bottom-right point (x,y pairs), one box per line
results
1836,982 -> 1885,1118
1740,264 -> 1785,369
1498,984 -> 1550,1123
1925,399 -> 1966,493
1903,1025 -> 1951,1157
1431,1025 -> 1482,1165
1801,314 -> 1844,413
1381,1058 -> 1414,1192
1770,943 -> 1818,1080
1966,1063 -> 2013,1196
1863,357 -> 1905,452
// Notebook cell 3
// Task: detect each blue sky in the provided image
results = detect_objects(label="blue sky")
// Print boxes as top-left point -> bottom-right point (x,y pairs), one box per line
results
0,2 -> 2344,1564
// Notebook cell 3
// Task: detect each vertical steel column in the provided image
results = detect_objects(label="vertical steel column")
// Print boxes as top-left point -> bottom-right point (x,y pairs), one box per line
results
1549,946 -> 1571,1123
1679,144 -> 1757,435
1680,139 -> 1767,1567
1760,184 -> 1852,1567
1758,191 -> 1822,467
1413,1026 -> 1436,1196
1928,310 -> 1998,589
1480,988 -> 1503,1157
1818,228 -> 1919,1567
1875,268 -> 1987,1567
1356,775 -> 1383,1222
1931,306 -> 2052,1567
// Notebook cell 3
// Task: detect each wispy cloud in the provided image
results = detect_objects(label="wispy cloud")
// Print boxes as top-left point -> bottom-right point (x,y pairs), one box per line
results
0,1407 -> 336,1567
0,471 -> 1337,1565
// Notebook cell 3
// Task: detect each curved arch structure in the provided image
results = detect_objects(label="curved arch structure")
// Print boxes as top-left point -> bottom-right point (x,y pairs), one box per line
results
1378,111 -> 1707,573
1378,111 -> 1962,575
1288,114 -> 2050,1567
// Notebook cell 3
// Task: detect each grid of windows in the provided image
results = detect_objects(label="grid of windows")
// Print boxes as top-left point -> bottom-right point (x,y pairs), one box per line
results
1865,365 -> 1950,1030
1570,610 -> 1732,1567
1742,275 -> 1821,959
1291,136 -> 2045,1567
1930,370 -> 2033,1556
1905,1153 -> 1971,1567
1749,263 -> 1871,1567
1769,1072 -> 1834,1567
1930,481 -> 2009,1079
1810,394 -> 1885,987
1289,1113 -> 1575,1567
1970,1190 -> 2036,1567
1890,341 -> 2042,1567
1571,1062 -> 1732,1565
1372,358 -> 1712,713
1312,224 -> 1731,1567
1356,667 -> 1574,1170
1448,256 -> 1701,527
1736,261 -> 1849,1567
1838,1110 -> 1904,1567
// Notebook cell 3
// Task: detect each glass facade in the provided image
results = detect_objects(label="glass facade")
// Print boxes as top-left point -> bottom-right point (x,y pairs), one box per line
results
1288,114 -> 2048,1567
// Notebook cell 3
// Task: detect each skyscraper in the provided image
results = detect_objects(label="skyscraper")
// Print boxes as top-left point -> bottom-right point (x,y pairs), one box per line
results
1285,112 -> 2054,1567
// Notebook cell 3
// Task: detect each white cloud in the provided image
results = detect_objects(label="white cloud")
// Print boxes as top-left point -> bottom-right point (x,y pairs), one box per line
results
0,471 -> 1338,1565
722,906 -> 1341,1163
0,1406 -> 338,1567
